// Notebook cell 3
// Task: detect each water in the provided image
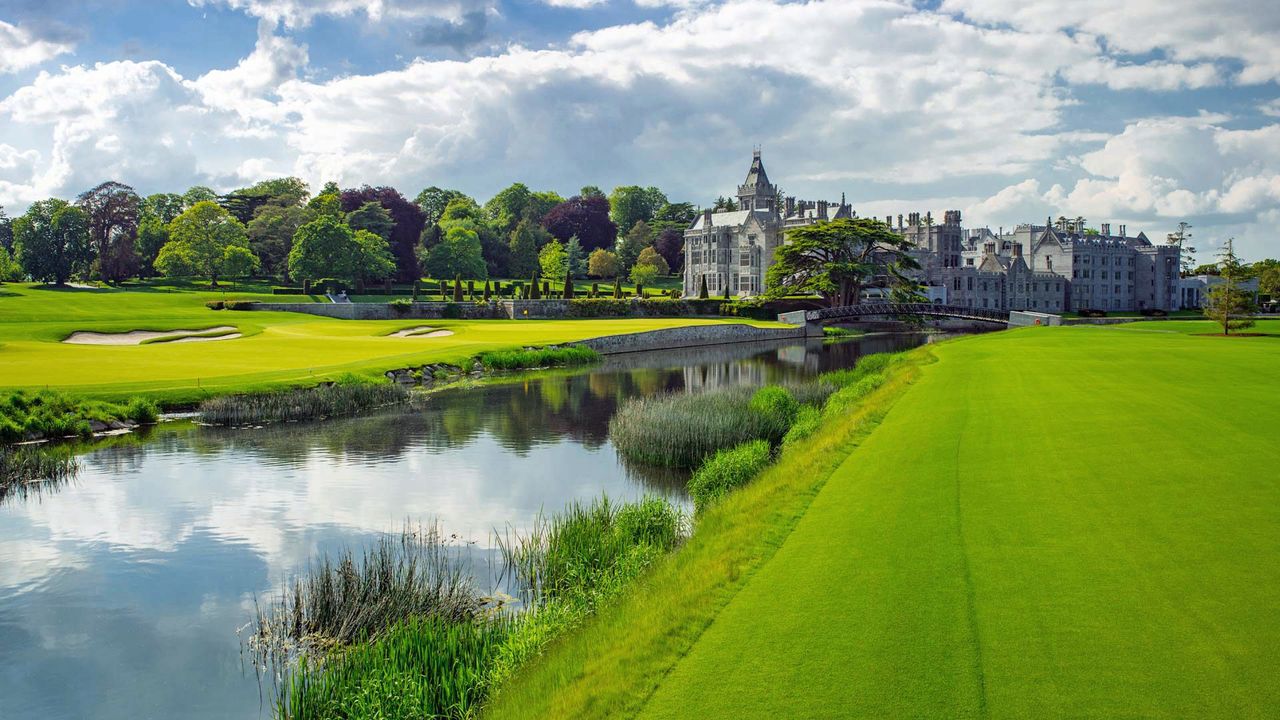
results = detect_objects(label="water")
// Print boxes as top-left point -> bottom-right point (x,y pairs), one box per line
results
0,334 -> 930,719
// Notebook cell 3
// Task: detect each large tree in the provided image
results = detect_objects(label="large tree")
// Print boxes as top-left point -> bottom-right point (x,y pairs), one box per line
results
141,193 -> 185,224
346,201 -> 394,240
223,177 -> 310,224
765,218 -> 919,308
484,183 -> 564,236
414,187 -> 471,228
543,194 -> 617,252
155,201 -> 257,286
340,186 -> 426,281
136,217 -> 169,278
508,219 -> 546,279
287,216 -> 395,284
77,181 -> 141,283
421,221 -> 487,280
616,220 -> 652,273
608,185 -> 668,233
649,201 -> 697,235
588,248 -> 620,279
248,204 -> 314,277
653,228 -> 685,274
1166,221 -> 1197,276
0,206 -> 15,255
14,199 -> 91,285
1203,239 -> 1255,335
182,186 -> 219,209
539,239 -> 567,281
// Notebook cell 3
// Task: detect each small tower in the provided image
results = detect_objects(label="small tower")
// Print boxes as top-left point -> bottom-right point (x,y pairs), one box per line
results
737,149 -> 778,213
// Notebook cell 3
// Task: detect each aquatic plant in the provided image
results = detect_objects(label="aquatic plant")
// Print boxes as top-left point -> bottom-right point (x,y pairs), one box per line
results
688,440 -> 772,510
477,345 -> 600,371
0,444 -> 80,503
0,389 -> 157,444
197,381 -> 410,426
748,386 -> 800,443
782,405 -> 822,447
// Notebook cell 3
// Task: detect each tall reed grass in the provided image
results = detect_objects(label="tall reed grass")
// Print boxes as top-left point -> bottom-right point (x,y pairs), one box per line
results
688,440 -> 772,510
0,389 -> 157,443
0,444 -> 79,503
477,345 -> 600,371
199,380 -> 410,426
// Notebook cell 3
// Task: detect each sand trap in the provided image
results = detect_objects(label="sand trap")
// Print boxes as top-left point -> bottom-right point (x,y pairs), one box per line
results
63,326 -> 238,345
168,332 -> 243,343
391,326 -> 455,338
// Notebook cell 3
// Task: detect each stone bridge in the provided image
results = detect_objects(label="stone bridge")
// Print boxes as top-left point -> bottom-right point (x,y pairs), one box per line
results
778,302 -> 1023,333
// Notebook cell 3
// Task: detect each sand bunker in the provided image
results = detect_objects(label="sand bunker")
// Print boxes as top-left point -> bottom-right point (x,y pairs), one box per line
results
391,326 -> 455,338
63,326 -> 239,345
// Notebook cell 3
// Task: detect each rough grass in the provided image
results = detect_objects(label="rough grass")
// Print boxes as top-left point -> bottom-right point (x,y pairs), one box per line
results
0,282 -> 779,405
0,444 -> 79,503
638,326 -> 1280,719
0,389 -> 157,443
687,440 -> 772,510
477,345 -> 600,371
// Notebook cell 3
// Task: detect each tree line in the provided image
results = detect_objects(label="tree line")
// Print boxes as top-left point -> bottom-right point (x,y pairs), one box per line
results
0,179 -> 694,288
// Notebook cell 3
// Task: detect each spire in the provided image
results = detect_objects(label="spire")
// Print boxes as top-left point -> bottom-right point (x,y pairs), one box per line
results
738,149 -> 777,213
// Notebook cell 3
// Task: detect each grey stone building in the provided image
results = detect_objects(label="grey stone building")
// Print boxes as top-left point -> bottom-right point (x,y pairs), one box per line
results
683,151 -> 850,297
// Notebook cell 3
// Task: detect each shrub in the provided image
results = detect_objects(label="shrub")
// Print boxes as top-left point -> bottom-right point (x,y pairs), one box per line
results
477,345 -> 600,371
688,440 -> 772,510
782,405 -> 822,446
824,373 -> 887,417
442,302 -> 463,319
125,398 -> 159,425
271,286 -> 306,295
821,353 -> 892,388
388,298 -> 412,314
205,300 -> 225,310
224,300 -> 255,311
749,385 -> 800,442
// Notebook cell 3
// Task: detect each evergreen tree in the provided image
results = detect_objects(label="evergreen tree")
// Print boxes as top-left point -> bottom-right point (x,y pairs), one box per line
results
563,268 -> 575,299
698,274 -> 709,299
1203,238 -> 1256,335
613,277 -> 623,299
530,272 -> 541,299
453,274 -> 464,302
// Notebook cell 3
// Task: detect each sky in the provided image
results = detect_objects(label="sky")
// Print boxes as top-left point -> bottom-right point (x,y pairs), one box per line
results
1,0 -> 1278,262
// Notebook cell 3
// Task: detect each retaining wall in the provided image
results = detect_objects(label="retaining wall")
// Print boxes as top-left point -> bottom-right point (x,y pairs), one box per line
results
579,323 -> 806,355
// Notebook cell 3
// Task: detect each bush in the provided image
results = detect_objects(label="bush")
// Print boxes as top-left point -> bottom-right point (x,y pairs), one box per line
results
688,440 -> 772,510
442,302 -> 463,319
0,389 -> 148,443
271,287 -> 306,295
1140,308 -> 1168,317
782,405 -> 822,446
749,385 -> 800,442
205,300 -> 225,310
125,398 -> 159,424
477,345 -> 600,371
821,353 -> 892,388
224,300 -> 255,311
388,298 -> 412,314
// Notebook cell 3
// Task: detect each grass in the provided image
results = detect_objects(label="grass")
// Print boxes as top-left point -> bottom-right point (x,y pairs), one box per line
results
197,379 -> 412,426
687,440 -> 772,510
0,281 -> 782,405
476,345 -> 601,371
0,444 -> 79,503
608,385 -> 802,469
0,388 -> 157,443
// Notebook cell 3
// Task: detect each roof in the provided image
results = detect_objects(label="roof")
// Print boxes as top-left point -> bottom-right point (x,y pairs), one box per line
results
742,153 -> 772,190
688,208 -> 774,231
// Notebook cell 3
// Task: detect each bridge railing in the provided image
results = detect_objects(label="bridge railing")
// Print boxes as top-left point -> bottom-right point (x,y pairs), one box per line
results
805,302 -> 1008,323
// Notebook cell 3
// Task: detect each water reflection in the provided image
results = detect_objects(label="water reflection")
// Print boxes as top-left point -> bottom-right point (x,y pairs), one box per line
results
0,333 -> 928,720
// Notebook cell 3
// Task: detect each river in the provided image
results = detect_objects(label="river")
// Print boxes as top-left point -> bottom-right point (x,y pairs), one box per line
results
0,333 -> 933,719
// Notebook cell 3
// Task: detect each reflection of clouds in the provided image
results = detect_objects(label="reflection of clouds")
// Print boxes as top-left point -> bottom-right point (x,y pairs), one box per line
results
0,539 -> 81,593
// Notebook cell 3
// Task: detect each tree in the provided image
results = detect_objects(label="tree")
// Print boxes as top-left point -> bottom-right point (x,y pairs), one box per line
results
608,185 -> 667,233
1190,263 -> 1219,276
649,201 -> 697,235
508,219 -> 546,279
307,188 -> 344,219
634,246 -> 670,276
588,248 -> 620,278
654,228 -> 684,273
1166,221 -> 1197,275
414,187 -> 471,228
1257,261 -> 1280,300
0,245 -> 23,282
712,196 -> 738,212
346,201 -> 394,240
1203,239 -> 1255,335
698,274 -> 709,299
223,178 -> 309,224
340,186 -> 426,282
156,201 -> 256,286
539,239 -> 567,280
0,206 -> 14,255
421,222 -> 487,280
248,204 -> 314,278
136,216 -> 169,277
579,185 -> 605,199
616,220 -> 652,273
14,199 -> 91,285
565,235 -> 587,278
542,194 -> 617,251
485,183 -> 531,236
288,215 -> 382,283
141,193 -> 185,224
629,262 -> 657,288
765,218 -> 919,308
562,268 -> 575,299
354,229 -> 397,282
182,186 -> 218,209
78,181 -> 141,282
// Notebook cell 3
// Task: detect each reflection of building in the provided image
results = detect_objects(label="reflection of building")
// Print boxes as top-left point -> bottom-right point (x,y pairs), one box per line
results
683,151 -> 850,298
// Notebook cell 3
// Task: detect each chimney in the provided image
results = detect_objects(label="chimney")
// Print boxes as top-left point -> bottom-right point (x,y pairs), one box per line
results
817,200 -> 828,220
703,208 -> 713,227
897,214 -> 904,230
785,196 -> 795,217
1012,243 -> 1023,258
926,211 -> 933,226
1101,223 -> 1110,236
1119,224 -> 1126,237
886,215 -> 893,228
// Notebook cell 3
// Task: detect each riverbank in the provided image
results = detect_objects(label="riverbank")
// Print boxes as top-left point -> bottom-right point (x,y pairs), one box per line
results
490,321 -> 1280,718
0,282 -> 789,406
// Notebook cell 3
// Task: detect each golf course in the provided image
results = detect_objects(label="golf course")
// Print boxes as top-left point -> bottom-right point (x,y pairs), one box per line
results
0,282 -> 770,404
488,321 -> 1280,719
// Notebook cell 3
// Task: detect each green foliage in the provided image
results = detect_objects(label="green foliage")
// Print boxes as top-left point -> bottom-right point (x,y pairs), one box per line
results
635,245 -> 670,275
0,389 -> 156,444
688,440 -> 772,510
616,220 -> 651,273
629,262 -> 658,288
157,201 -> 257,283
345,200 -> 394,240
749,385 -> 800,442
765,217 -> 919,308
508,219 -> 546,280
608,186 -> 667,233
0,247 -> 24,282
288,216 -> 392,284
610,388 -> 772,468
135,216 -> 170,277
414,187 -> 471,227
1204,241 -> 1256,334
423,219 -> 488,280
782,405 -> 822,446
539,239 -> 567,281
14,198 -> 92,285
698,273 -> 709,299
1,444 -> 79,503
477,345 -> 600,371
205,300 -> 225,310
588,248 -> 619,278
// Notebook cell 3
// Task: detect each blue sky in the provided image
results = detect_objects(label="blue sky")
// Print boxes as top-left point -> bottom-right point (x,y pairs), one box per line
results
1,0 -> 1278,261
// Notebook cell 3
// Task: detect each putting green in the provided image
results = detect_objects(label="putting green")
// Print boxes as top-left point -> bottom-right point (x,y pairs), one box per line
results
0,283 -> 777,404
636,325 -> 1280,718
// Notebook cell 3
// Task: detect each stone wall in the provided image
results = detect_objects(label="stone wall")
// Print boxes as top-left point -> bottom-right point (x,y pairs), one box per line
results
1008,311 -> 1062,327
579,323 -> 806,355
247,302 -> 503,320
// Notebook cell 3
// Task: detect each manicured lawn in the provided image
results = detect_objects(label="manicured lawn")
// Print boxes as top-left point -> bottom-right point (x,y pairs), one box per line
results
1106,318 -> 1280,336
490,326 -> 1280,719
0,282 -> 776,405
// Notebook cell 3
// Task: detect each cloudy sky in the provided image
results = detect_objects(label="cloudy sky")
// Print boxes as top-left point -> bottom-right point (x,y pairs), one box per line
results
1,0 -> 1278,261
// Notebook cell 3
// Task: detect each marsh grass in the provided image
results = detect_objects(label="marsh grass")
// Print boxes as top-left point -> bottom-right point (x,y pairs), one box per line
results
0,444 -> 79,503
688,440 -> 772,510
477,345 -> 600,371
0,389 -> 158,443
609,385 -> 801,468
198,380 -> 410,426
249,524 -> 484,675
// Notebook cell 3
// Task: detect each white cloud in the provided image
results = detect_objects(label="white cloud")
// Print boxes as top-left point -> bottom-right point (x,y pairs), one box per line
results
188,0 -> 492,29
941,0 -> 1280,84
0,20 -> 74,74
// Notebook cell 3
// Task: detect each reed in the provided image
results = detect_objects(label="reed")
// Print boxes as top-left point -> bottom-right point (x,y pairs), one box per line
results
0,389 -> 157,444
0,444 -> 80,503
477,345 -> 600,371
609,385 -> 800,468
687,440 -> 772,510
248,524 -> 484,674
198,380 -> 410,426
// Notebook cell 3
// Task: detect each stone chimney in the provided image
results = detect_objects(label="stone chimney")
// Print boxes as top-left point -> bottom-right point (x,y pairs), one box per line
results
703,208 -> 713,227
926,211 -> 933,226
886,215 -> 893,228
898,214 -> 904,230
1012,243 -> 1023,258
1119,224 -> 1126,237
1101,223 -> 1111,236
817,200 -> 828,220
785,196 -> 795,217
